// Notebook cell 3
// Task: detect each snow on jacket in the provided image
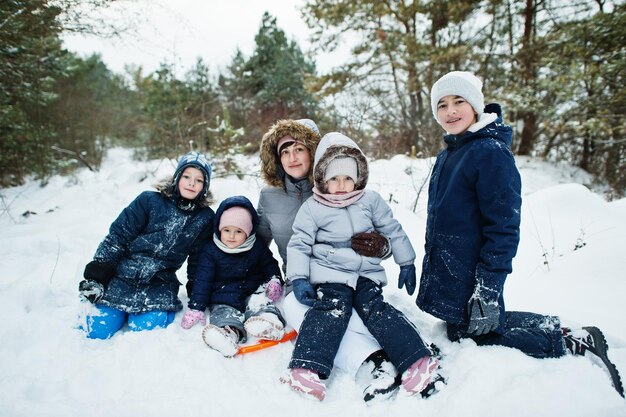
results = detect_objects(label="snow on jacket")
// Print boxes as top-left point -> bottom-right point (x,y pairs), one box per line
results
94,180 -> 215,314
188,196 -> 281,312
416,104 -> 521,331
286,132 -> 415,289
257,119 -> 321,266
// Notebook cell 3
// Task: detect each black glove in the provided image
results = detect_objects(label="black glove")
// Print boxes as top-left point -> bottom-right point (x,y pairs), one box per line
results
292,279 -> 316,307
79,279 -> 105,304
467,296 -> 500,335
351,232 -> 389,258
83,261 -> 116,286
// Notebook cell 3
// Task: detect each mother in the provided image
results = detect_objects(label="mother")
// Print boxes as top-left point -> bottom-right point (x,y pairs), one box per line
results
256,118 -> 399,402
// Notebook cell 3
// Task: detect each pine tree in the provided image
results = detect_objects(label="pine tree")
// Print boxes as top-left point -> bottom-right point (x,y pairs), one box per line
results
0,0 -> 65,185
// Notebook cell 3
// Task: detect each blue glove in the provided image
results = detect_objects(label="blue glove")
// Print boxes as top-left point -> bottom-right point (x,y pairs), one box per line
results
467,296 -> 500,335
398,264 -> 416,296
292,279 -> 315,307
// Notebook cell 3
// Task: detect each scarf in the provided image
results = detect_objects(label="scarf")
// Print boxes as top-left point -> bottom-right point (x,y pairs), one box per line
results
312,187 -> 365,208
213,233 -> 256,254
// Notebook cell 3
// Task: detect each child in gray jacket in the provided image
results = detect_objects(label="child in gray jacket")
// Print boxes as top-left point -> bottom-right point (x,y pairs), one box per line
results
279,132 -> 444,401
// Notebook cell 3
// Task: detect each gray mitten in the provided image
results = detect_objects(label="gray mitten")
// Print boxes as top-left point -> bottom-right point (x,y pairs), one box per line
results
467,296 -> 500,335
79,279 -> 105,304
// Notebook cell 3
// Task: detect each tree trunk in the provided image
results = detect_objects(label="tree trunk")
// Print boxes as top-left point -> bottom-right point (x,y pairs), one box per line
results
516,0 -> 538,156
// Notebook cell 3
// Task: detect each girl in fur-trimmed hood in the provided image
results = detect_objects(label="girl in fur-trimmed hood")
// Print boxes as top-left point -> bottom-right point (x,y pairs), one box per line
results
280,132 -> 444,401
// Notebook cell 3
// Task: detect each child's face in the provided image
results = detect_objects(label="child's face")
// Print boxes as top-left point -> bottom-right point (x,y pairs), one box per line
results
178,167 -> 205,200
220,226 -> 247,249
326,175 -> 356,194
436,95 -> 477,135
279,139 -> 311,179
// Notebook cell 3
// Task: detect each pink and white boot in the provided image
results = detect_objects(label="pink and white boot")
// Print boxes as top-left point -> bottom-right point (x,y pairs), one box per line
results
244,313 -> 285,341
202,325 -> 240,357
280,368 -> 326,401
401,356 -> 440,396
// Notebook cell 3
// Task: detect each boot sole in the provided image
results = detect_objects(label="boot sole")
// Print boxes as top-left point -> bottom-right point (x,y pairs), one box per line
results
583,326 -> 624,397
202,324 -> 239,357
244,316 -> 285,341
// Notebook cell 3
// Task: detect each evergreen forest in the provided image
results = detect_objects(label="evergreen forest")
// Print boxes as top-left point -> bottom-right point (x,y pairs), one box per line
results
1,0 -> 624,197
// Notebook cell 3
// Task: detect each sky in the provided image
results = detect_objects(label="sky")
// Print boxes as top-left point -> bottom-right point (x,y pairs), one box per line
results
61,0 -> 343,77
1,148 -> 625,416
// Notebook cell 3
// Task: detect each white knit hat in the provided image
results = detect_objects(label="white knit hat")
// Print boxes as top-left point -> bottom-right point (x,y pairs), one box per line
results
324,157 -> 358,182
430,71 -> 484,119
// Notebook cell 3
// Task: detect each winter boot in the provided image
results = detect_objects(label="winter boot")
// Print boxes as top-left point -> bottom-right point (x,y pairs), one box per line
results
563,326 -> 624,397
401,355 -> 440,396
357,350 -> 401,404
202,324 -> 240,357
279,368 -> 326,401
244,313 -> 285,341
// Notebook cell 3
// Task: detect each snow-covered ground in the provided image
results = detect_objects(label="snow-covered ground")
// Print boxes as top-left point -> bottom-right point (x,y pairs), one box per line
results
1,148 -> 625,417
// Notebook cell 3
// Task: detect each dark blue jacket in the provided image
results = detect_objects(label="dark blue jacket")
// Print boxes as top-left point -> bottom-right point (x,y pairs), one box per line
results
188,196 -> 282,312
416,104 -> 521,333
95,189 -> 214,313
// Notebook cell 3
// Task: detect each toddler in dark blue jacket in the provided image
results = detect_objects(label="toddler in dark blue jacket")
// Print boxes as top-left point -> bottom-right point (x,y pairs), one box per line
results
416,71 -> 623,397
181,195 -> 285,357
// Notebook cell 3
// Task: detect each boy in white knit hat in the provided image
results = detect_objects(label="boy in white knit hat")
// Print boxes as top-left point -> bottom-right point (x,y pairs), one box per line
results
417,71 -> 623,398
279,132 -> 445,402
180,195 -> 286,358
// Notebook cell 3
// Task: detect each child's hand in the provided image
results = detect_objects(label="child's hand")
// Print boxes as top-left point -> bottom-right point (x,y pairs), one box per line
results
292,279 -> 315,307
351,232 -> 389,258
398,264 -> 417,295
467,296 -> 500,335
181,309 -> 206,329
78,279 -> 105,304
265,276 -> 283,302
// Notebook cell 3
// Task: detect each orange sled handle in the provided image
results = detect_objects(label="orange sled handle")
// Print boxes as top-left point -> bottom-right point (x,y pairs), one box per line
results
237,329 -> 297,355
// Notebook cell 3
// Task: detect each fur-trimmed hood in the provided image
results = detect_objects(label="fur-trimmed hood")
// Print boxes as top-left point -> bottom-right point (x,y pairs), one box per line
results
313,132 -> 368,193
259,119 -> 321,188
154,177 -> 214,208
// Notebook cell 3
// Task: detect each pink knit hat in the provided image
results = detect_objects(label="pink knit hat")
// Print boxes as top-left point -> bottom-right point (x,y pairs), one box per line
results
219,206 -> 253,237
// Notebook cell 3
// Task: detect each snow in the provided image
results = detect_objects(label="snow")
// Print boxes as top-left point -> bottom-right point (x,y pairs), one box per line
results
1,147 -> 625,417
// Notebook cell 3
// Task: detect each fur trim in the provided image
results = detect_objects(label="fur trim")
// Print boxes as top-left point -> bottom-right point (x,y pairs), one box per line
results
260,119 -> 321,188
155,177 -> 214,208
313,145 -> 368,194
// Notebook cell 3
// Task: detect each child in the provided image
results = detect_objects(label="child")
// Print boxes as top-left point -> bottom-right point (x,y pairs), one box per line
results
78,151 -> 215,339
180,195 -> 286,358
416,70 -> 623,397
279,132 -> 443,401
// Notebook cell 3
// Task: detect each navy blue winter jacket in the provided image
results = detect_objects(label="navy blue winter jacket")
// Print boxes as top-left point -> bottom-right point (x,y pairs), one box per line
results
188,196 -> 282,312
416,104 -> 521,333
94,188 -> 214,313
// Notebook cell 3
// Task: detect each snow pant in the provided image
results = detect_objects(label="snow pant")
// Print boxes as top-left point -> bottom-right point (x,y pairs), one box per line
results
283,291 -> 381,379
210,292 -> 285,344
289,277 -> 432,378
447,311 -> 566,359
81,305 -> 176,339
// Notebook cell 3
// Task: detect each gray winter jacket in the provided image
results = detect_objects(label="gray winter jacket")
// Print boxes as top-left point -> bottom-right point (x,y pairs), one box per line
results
286,190 -> 415,288
286,132 -> 415,289
257,119 -> 321,267
257,177 -> 313,267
